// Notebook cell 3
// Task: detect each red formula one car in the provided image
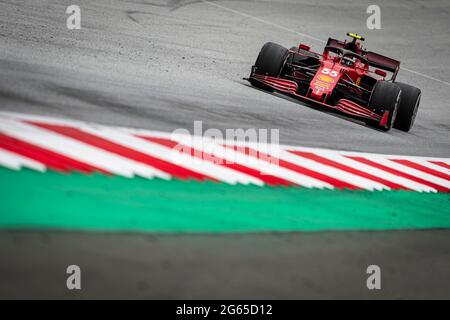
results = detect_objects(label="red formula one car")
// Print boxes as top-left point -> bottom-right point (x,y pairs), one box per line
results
246,33 -> 421,131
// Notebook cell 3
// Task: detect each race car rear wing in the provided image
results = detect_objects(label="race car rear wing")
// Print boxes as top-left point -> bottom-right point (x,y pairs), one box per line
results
326,38 -> 400,80
364,51 -> 400,78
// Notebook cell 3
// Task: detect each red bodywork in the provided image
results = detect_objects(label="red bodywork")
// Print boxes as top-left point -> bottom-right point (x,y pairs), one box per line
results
247,38 -> 401,125
251,73 -> 382,122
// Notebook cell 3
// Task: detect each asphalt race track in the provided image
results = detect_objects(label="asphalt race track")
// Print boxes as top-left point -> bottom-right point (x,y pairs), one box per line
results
2,230 -> 450,299
0,0 -> 449,298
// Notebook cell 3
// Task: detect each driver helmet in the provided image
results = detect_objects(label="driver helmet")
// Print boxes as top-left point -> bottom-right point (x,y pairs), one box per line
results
344,41 -> 360,53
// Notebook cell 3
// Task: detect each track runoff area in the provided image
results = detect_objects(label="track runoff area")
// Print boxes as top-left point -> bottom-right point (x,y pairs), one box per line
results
0,111 -> 449,233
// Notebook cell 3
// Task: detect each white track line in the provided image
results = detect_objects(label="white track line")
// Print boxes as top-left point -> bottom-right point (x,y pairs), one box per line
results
402,67 -> 450,86
286,145 -> 450,162
201,0 -> 323,43
393,158 -> 450,176
201,0 -> 450,87
331,148 -> 450,162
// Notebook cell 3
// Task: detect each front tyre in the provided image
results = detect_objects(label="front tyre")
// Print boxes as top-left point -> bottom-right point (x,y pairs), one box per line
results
366,81 -> 402,131
393,82 -> 421,132
250,42 -> 288,91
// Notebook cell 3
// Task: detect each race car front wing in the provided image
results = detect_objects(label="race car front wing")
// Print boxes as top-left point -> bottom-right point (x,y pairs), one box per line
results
246,72 -> 387,125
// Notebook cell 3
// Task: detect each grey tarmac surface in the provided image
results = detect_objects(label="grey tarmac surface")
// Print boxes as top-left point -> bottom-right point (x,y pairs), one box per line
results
0,0 -> 449,298
1,230 -> 450,299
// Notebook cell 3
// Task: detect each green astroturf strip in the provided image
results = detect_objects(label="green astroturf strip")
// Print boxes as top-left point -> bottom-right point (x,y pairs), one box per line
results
0,167 -> 449,233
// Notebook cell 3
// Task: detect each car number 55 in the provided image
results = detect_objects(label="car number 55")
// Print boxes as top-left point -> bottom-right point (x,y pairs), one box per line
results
322,68 -> 338,77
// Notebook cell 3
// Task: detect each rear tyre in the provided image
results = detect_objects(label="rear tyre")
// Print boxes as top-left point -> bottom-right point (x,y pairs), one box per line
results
393,82 -> 421,132
250,42 -> 288,91
366,81 -> 402,131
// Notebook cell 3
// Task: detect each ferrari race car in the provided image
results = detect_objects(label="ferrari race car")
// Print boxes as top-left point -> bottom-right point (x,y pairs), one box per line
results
246,33 -> 421,131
